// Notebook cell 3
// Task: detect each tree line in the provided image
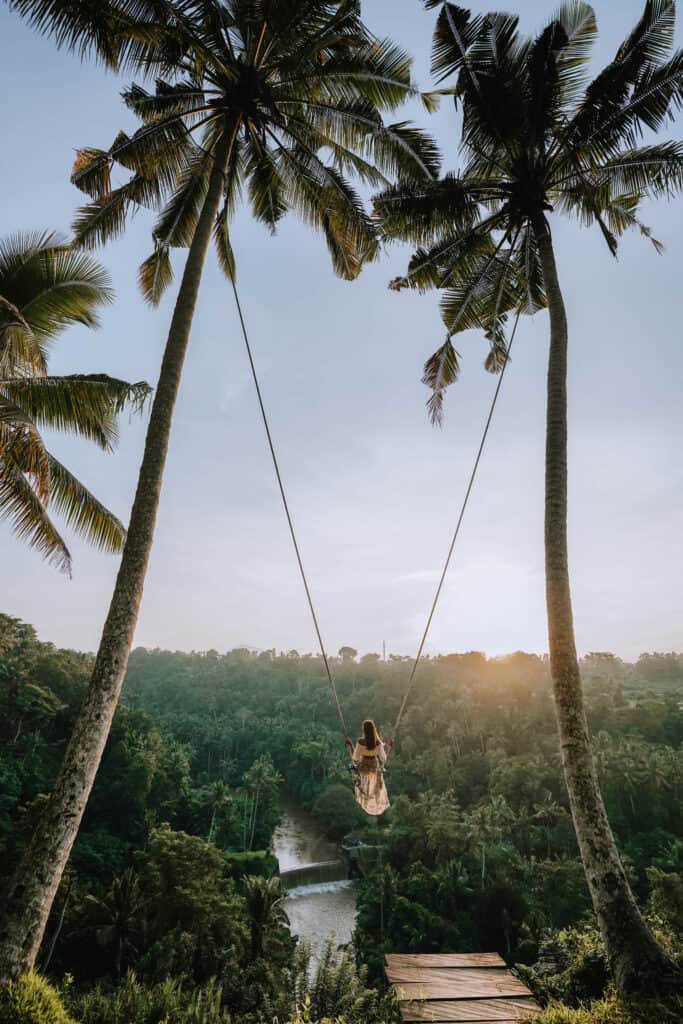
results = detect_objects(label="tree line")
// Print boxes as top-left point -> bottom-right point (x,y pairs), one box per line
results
2,614 -> 682,1021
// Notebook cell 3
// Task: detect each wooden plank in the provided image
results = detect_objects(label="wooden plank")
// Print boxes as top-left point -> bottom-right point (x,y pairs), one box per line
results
386,968 -> 513,986
392,977 -> 530,1002
386,954 -> 506,970
387,967 -> 527,997
399,997 -> 539,1022
394,983 -> 528,1002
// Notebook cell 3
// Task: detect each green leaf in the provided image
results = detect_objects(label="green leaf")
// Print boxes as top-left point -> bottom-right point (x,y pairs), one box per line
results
1,375 -> 150,451
46,453 -> 126,554
0,454 -> 71,574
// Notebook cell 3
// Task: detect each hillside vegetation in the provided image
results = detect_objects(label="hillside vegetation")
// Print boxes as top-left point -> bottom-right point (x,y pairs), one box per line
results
1,614 -> 681,1021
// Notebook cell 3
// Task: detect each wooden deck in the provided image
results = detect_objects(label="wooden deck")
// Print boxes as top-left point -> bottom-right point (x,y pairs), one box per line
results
385,953 -> 540,1023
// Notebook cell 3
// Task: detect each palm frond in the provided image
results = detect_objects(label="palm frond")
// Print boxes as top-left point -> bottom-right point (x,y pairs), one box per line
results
0,396 -> 51,499
122,79 -> 209,120
150,144 -> 213,248
616,0 -> 675,69
6,0 -> 139,68
553,1 -> 598,107
245,134 -> 287,231
72,147 -> 112,199
0,298 -> 43,377
375,175 -> 494,246
567,0 -> 676,150
428,3 -> 487,85
1,375 -> 150,450
526,20 -> 574,145
0,452 -> 71,573
580,50 -> 683,158
46,453 -> 126,553
389,216 -> 503,293
0,233 -> 113,345
213,203 -> 235,281
72,184 -> 138,250
595,141 -> 683,197
422,338 -> 460,426
139,244 -> 173,305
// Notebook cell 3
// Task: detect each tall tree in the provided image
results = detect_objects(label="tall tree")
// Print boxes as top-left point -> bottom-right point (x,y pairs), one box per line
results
0,231 -> 148,572
375,0 -> 683,994
0,0 -> 438,979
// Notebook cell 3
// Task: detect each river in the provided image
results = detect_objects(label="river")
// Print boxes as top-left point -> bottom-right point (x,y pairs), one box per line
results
273,796 -> 358,962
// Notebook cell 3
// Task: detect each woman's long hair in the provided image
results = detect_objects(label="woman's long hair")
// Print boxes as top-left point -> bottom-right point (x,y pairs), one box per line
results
361,719 -> 380,749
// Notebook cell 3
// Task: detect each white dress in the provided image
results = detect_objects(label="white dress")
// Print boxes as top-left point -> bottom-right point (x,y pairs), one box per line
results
352,740 -> 390,816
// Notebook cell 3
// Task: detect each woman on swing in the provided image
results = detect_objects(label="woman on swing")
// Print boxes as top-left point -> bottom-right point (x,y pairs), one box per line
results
345,720 -> 391,816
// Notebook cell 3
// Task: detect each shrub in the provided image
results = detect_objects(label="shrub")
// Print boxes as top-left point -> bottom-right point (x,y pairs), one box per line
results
69,971 -> 230,1024
519,923 -> 608,1006
0,973 -> 77,1024
224,849 -> 278,879
529,992 -> 683,1024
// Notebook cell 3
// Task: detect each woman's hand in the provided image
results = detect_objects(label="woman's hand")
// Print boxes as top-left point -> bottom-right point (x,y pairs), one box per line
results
345,736 -> 354,752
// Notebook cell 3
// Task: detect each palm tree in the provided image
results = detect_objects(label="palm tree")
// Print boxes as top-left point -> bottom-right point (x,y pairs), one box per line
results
375,0 -> 683,994
243,755 -> 282,850
242,874 -> 289,959
466,796 -> 514,887
0,231 -> 149,573
84,867 -> 146,976
533,790 -> 567,859
205,779 -> 229,844
0,1 -> 438,979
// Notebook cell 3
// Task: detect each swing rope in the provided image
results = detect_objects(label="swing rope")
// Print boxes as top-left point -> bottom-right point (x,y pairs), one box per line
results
232,275 -> 520,755
231,279 -> 348,740
387,309 -> 522,755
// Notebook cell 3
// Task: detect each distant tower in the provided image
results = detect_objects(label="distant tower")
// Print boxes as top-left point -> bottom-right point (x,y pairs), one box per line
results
382,639 -> 386,662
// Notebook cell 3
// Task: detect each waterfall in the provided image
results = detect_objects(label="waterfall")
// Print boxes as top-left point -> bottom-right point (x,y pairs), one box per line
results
280,858 -> 348,890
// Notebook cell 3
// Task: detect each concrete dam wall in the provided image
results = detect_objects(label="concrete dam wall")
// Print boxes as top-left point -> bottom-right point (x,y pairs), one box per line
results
279,858 -> 348,890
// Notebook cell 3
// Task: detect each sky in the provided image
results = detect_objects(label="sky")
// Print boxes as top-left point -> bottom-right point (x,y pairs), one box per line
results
1,1 -> 682,661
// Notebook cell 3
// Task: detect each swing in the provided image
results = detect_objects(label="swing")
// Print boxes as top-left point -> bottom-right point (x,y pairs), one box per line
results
232,278 -> 519,816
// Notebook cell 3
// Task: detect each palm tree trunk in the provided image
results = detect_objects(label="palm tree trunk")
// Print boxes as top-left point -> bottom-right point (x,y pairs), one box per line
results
249,789 -> 260,851
533,214 -> 680,995
208,805 -> 217,845
0,129 -> 233,982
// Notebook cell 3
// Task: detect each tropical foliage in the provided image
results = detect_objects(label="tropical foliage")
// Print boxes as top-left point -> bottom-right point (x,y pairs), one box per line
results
1,615 -> 681,1010
0,232 -> 148,572
68,1 -> 440,286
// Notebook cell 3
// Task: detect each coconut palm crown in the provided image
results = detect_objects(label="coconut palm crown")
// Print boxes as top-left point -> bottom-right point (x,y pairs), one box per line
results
70,0 -> 441,289
0,231 -> 149,572
376,0 -> 683,422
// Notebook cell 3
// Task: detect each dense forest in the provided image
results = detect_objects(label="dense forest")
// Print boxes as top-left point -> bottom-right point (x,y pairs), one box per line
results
1,613 -> 682,1021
